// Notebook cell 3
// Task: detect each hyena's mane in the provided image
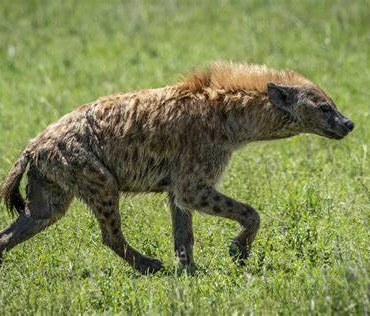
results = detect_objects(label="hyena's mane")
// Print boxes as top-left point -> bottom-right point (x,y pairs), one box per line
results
177,61 -> 312,94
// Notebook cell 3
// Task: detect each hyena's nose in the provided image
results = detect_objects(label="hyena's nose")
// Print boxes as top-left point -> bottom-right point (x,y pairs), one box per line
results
344,119 -> 355,131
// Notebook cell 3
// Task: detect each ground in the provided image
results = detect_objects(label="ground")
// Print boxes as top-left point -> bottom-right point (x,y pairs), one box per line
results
0,0 -> 369,314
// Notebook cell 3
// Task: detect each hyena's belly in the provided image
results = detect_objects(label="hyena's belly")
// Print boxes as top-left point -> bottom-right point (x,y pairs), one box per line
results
115,157 -> 172,193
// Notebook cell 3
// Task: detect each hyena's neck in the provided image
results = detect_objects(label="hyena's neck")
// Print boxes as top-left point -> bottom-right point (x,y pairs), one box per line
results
221,92 -> 298,147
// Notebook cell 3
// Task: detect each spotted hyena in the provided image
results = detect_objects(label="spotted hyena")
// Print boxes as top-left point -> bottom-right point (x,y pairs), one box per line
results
0,62 -> 354,274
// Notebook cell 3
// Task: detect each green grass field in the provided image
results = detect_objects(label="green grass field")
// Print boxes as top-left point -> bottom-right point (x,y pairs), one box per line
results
1,0 -> 370,314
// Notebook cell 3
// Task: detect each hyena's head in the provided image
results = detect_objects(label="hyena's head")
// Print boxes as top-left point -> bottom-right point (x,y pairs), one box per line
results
267,83 -> 354,139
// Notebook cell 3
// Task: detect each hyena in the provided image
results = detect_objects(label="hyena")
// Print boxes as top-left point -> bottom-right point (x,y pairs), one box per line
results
0,62 -> 354,274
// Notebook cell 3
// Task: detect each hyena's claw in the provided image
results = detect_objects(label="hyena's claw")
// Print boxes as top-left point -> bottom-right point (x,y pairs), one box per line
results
134,256 -> 164,274
229,240 -> 250,266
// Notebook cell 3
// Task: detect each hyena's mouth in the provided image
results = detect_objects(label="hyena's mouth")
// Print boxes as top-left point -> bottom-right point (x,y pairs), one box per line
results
322,129 -> 349,140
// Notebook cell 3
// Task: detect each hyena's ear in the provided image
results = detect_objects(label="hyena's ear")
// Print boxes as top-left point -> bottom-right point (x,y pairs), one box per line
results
267,83 -> 298,113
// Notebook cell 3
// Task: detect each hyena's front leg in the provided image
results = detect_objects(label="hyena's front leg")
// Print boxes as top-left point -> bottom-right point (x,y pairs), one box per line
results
168,193 -> 194,266
174,185 -> 260,265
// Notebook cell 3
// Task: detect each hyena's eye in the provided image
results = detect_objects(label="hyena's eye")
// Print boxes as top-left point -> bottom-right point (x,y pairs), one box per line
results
319,103 -> 332,113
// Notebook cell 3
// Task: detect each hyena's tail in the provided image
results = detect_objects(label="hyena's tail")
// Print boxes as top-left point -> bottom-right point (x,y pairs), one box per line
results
1,150 -> 31,215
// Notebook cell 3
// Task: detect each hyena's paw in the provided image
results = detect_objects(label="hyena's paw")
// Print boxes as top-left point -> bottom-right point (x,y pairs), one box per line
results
176,245 -> 194,266
134,255 -> 163,274
229,240 -> 250,266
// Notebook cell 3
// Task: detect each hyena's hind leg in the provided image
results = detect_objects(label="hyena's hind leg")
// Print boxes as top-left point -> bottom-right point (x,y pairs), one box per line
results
169,193 -> 194,266
79,164 -> 163,274
0,167 -> 72,258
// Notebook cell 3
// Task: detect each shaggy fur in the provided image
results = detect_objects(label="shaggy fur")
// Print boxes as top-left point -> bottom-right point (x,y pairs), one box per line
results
0,61 -> 353,273
179,61 -> 311,93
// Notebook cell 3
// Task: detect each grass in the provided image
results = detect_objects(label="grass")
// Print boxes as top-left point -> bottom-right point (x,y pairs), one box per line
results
0,0 -> 370,314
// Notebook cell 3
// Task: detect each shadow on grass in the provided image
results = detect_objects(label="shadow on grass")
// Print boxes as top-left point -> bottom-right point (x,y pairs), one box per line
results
123,262 -> 210,278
